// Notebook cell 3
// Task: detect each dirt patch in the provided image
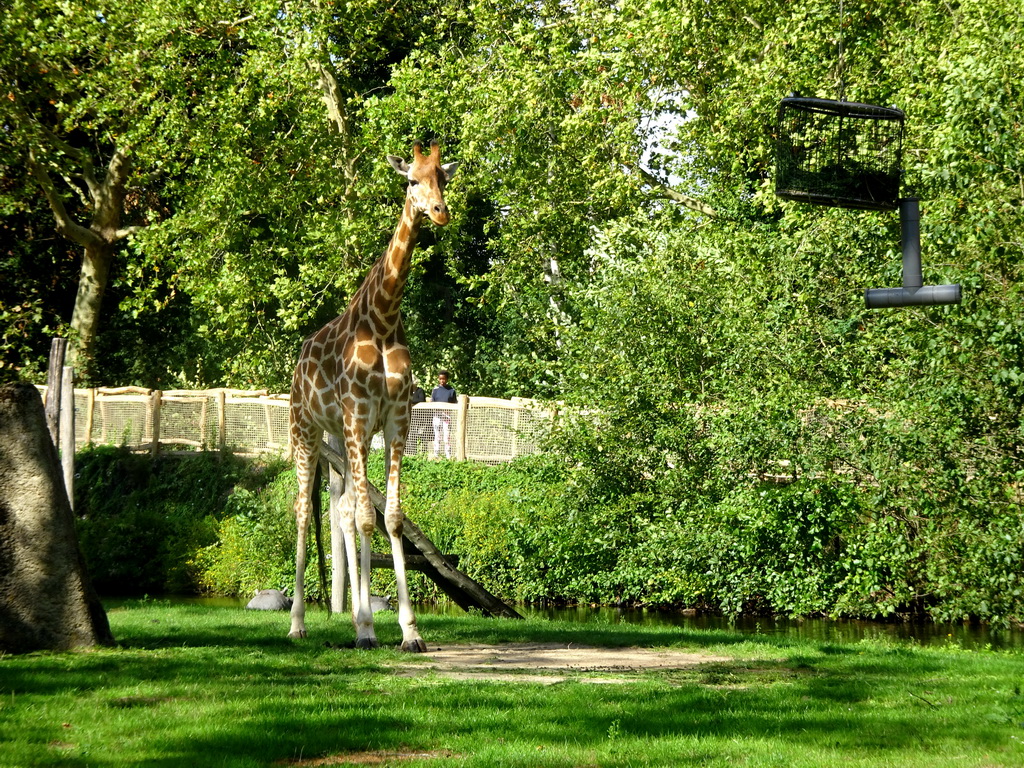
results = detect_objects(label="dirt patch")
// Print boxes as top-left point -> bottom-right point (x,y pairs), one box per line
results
393,642 -> 728,684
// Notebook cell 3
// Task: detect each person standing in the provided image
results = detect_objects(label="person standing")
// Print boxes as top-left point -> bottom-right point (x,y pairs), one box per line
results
430,370 -> 457,459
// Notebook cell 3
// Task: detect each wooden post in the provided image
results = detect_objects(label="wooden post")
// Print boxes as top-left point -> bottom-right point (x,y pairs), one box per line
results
263,400 -> 274,453
84,388 -> 95,447
199,396 -> 209,449
99,394 -> 108,444
150,390 -> 162,457
59,366 -> 75,509
44,338 -> 67,447
511,402 -> 520,459
217,390 -> 227,454
455,394 -> 469,461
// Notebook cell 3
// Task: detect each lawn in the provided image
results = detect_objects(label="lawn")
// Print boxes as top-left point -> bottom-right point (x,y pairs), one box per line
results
0,601 -> 1022,767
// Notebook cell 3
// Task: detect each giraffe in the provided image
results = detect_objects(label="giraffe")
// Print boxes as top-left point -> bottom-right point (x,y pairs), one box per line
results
288,141 -> 459,650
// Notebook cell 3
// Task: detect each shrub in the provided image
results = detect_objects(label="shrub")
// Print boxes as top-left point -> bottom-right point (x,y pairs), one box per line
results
192,474 -> 300,597
72,444 -> 1024,627
74,446 -> 276,595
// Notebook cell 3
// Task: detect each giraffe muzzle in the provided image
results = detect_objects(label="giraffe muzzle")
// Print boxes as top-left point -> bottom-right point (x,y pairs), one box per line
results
429,204 -> 450,226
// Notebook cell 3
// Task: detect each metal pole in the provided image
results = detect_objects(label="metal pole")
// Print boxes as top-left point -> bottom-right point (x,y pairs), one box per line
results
865,198 -> 961,308
900,198 -> 923,290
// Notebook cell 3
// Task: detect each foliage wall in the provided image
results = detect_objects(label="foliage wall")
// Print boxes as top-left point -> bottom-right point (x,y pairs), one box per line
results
8,1 -> 1023,622
76,449 -> 1023,626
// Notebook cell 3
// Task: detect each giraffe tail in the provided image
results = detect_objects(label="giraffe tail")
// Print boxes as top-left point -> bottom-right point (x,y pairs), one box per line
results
311,461 -> 331,617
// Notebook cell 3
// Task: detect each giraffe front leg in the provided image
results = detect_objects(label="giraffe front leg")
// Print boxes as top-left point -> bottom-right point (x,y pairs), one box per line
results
348,450 -> 378,649
388,525 -> 425,652
385,439 -> 425,652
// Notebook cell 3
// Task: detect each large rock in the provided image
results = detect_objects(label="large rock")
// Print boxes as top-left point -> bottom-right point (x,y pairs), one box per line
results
0,383 -> 113,653
245,589 -> 293,611
370,594 -> 393,613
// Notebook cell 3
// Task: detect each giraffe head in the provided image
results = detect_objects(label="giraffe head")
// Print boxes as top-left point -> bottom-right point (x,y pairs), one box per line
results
387,141 -> 459,226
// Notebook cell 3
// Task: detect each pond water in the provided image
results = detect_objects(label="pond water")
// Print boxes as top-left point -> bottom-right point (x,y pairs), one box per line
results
156,596 -> 1023,651
517,604 -> 1024,651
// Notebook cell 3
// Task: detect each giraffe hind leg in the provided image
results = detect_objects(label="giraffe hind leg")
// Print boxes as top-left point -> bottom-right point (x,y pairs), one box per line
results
345,436 -> 379,649
327,434 -> 348,614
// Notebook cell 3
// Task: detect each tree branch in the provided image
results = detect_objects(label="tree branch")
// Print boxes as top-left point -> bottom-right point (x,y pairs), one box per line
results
113,225 -> 144,241
313,61 -> 349,138
310,61 -> 360,199
31,122 -> 104,202
27,150 -> 103,249
632,164 -> 719,218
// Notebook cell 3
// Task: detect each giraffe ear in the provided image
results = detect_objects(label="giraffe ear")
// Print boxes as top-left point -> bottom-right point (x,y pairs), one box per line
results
387,155 -> 410,177
441,161 -> 460,181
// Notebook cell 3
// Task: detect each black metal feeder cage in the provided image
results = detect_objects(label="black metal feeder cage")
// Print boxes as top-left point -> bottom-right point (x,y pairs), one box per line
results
775,96 -> 905,211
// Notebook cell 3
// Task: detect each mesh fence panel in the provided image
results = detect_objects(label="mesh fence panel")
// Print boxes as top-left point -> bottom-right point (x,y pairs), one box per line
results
161,395 -> 214,449
45,387 -> 551,462
224,395 -> 290,454
465,397 -> 548,464
87,393 -> 151,447
406,406 -> 434,457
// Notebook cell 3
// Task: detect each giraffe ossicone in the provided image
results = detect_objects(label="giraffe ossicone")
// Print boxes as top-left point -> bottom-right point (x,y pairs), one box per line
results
288,141 -> 458,651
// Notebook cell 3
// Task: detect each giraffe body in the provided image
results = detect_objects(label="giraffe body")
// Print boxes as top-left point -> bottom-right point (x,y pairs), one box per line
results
288,142 -> 458,650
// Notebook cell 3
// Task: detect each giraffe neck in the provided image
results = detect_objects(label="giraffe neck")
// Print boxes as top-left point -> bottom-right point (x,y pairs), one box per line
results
365,195 -> 422,320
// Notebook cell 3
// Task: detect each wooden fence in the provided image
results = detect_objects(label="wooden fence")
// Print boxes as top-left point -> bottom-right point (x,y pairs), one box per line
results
37,385 -> 554,464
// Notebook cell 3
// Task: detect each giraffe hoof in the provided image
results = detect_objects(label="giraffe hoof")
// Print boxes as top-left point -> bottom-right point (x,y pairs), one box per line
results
288,629 -> 308,639
401,638 -> 428,653
355,637 -> 379,650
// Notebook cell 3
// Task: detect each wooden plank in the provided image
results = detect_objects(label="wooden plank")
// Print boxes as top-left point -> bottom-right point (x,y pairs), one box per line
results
455,394 -> 468,461
318,439 -> 523,619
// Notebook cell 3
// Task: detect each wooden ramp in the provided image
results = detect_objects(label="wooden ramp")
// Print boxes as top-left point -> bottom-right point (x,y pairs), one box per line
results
318,441 -> 523,620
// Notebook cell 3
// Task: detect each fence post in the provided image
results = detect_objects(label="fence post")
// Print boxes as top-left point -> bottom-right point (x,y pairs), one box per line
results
150,390 -> 162,457
59,366 -> 75,509
263,399 -> 275,452
84,388 -> 96,447
199,397 -> 209,449
455,394 -> 469,461
217,389 -> 227,454
511,403 -> 520,459
44,338 -> 67,447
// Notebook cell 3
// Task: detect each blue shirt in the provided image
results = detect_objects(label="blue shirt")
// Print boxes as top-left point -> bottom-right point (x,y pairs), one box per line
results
431,384 -> 456,403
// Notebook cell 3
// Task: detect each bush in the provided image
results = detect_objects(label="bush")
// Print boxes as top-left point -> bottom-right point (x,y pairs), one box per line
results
191,474 -> 300,598
365,452 -> 570,604
74,446 -> 278,595
72,444 -> 1024,627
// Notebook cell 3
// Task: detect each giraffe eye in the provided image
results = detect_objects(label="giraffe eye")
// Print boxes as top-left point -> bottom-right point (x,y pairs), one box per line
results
408,178 -> 420,186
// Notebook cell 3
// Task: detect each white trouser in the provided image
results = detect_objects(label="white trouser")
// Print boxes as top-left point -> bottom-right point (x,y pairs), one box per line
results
432,414 -> 451,458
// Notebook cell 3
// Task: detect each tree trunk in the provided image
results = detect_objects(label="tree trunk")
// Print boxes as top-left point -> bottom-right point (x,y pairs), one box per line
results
69,241 -> 115,368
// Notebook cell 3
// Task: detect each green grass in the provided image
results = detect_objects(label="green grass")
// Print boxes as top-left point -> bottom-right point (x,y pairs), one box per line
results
1,602 -> 1023,767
